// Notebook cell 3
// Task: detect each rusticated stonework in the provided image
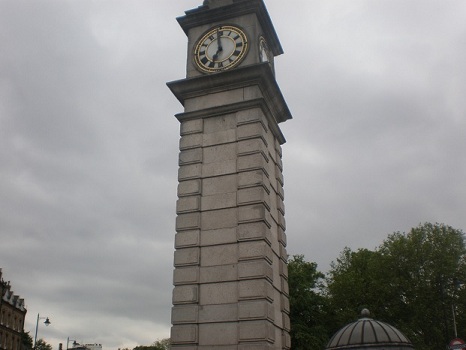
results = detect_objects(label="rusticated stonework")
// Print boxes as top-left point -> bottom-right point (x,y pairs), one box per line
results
167,1 -> 292,349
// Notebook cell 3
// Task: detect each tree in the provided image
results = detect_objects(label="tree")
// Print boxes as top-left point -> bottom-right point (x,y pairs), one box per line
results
133,338 -> 170,350
287,254 -> 329,350
327,247 -> 387,326
327,223 -> 466,350
34,339 -> 53,350
21,331 -> 33,350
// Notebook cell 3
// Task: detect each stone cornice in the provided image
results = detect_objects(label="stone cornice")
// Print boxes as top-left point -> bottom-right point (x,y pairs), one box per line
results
167,63 -> 292,144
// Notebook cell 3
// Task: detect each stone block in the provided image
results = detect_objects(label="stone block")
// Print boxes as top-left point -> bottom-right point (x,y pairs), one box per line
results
281,277 -> 289,296
201,192 -> 236,211
282,313 -> 291,332
174,247 -> 200,267
238,187 -> 270,209
179,148 -> 203,165
202,160 -> 237,177
237,153 -> 269,175
237,122 -> 267,142
175,230 -> 200,248
238,170 -> 270,190
237,222 -> 272,244
274,138 -> 283,157
275,166 -> 284,186
202,174 -> 237,195
184,88 -> 243,112
277,182 -> 284,200
278,227 -> 287,246
201,244 -> 238,267
238,204 -> 270,227
239,320 -> 275,342
239,241 -> 273,264
180,133 -> 203,150
277,196 -> 285,215
173,285 -> 199,304
238,260 -> 273,281
278,212 -> 286,230
181,119 -> 203,135
238,138 -> 268,158
279,259 -> 288,279
176,212 -> 201,231
199,323 -> 238,345
201,227 -> 236,246
238,300 -> 274,321
178,179 -> 201,197
203,129 -> 236,147
172,305 -> 199,324
200,282 -> 238,305
203,143 -> 237,164
283,331 -> 291,349
199,304 -> 238,323
275,154 -> 283,171
179,164 -> 202,181
239,280 -> 273,301
204,113 -> 236,133
201,208 -> 237,231
171,324 -> 198,344
238,342 -> 276,350
174,266 -> 200,285
279,244 -> 287,262
281,294 -> 290,314
200,264 -> 237,283
236,108 -> 265,126
177,196 -> 200,214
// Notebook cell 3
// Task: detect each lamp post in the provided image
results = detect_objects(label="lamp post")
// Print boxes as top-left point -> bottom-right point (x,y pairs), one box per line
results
33,313 -> 51,349
67,337 -> 78,350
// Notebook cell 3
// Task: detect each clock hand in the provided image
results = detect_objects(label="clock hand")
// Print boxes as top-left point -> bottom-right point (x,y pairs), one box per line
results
217,27 -> 223,53
212,27 -> 222,61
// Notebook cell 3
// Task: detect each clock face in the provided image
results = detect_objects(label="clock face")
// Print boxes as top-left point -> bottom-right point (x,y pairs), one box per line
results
194,25 -> 249,73
259,36 -> 272,64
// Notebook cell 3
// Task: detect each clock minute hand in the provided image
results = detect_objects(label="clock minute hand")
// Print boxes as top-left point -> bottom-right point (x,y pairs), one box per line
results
213,28 -> 222,61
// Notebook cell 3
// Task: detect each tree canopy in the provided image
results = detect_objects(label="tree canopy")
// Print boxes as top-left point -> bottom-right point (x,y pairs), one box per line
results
289,222 -> 466,350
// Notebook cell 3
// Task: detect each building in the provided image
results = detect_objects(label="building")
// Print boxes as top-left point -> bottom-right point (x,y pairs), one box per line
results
168,0 -> 292,348
0,269 -> 27,350
326,309 -> 414,350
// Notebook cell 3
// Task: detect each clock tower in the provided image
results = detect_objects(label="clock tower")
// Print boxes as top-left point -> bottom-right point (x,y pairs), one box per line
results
167,1 -> 292,348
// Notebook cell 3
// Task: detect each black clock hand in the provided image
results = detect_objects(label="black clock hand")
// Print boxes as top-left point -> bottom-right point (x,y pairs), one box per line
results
213,28 -> 222,61
217,27 -> 223,53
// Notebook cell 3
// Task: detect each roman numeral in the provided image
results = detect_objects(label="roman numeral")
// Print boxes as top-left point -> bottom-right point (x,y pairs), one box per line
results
201,57 -> 209,65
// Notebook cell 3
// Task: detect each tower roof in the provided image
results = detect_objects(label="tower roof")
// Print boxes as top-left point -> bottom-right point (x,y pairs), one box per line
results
326,309 -> 414,350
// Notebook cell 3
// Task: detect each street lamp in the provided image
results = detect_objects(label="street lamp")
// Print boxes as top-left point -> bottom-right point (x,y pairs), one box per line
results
33,313 -> 51,349
67,337 -> 78,350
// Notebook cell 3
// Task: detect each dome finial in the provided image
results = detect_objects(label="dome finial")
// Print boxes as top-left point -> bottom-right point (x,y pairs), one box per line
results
361,308 -> 371,318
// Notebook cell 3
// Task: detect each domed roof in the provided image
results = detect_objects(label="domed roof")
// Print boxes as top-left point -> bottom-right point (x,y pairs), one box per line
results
325,309 -> 414,350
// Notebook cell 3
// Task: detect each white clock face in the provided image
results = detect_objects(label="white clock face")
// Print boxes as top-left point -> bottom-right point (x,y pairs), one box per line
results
259,36 -> 272,64
194,25 -> 248,73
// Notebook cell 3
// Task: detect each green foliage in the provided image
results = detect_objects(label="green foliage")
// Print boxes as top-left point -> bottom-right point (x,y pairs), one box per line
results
21,331 -> 33,350
287,254 -> 329,350
35,339 -> 53,350
327,223 -> 466,350
133,338 -> 170,350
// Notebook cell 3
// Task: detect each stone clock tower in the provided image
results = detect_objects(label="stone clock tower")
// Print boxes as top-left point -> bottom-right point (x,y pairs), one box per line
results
167,1 -> 292,348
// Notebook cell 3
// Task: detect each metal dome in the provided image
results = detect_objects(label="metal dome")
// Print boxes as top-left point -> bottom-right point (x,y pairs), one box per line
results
325,309 -> 414,350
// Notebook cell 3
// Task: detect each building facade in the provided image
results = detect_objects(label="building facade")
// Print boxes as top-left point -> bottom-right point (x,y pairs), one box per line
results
0,269 -> 27,350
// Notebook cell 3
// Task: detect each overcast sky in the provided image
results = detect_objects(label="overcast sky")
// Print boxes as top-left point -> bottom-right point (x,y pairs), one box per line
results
1,0 -> 465,349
